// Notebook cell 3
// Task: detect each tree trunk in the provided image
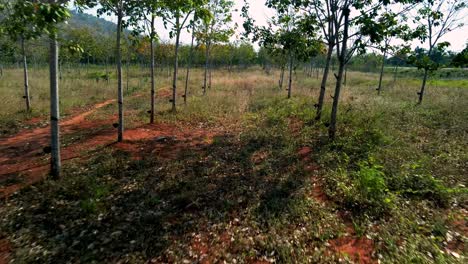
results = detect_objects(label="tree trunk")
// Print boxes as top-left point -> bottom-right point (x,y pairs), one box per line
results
21,38 -> 31,112
203,41 -> 210,95
126,47 -> 130,92
59,60 -> 62,80
329,8 -> 350,140
393,64 -> 399,83
315,43 -> 333,120
184,29 -> 195,104
117,10 -> 124,142
377,51 -> 386,95
150,14 -> 156,123
279,65 -> 285,90
287,52 -> 293,99
172,16 -> 181,112
208,60 -> 212,89
49,34 -> 61,179
344,66 -> 347,86
418,68 -> 429,104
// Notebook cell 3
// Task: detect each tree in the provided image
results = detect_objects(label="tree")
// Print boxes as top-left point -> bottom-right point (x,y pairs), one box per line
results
161,0 -> 210,112
8,0 -> 79,178
243,0 -> 320,98
0,0 -> 41,112
451,43 -> 468,68
143,0 -> 163,123
323,0 -> 419,139
301,0 -> 339,120
184,13 -> 198,103
197,0 -> 235,95
409,0 -> 466,104
96,0 -> 140,141
372,10 -> 412,95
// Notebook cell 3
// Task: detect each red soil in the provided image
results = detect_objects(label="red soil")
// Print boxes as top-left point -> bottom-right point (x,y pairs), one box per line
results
298,146 -> 312,157
0,239 -> 11,264
329,236 -> 376,264
0,96 -> 223,198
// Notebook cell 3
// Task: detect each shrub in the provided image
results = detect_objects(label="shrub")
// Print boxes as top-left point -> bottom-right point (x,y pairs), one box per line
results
326,159 -> 393,217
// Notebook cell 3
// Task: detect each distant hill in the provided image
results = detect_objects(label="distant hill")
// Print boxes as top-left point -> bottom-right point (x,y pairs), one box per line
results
67,10 -> 117,36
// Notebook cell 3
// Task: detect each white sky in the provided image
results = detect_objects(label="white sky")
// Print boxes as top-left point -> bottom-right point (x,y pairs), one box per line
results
83,0 -> 468,52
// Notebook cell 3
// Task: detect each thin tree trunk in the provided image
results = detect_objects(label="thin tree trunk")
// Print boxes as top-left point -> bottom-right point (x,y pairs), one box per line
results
393,64 -> 399,83
287,52 -> 293,99
49,34 -> 61,179
184,29 -> 195,104
203,41 -> 210,95
344,66 -> 347,86
21,38 -> 31,112
126,46 -> 130,92
117,9 -> 124,142
418,68 -> 429,104
315,43 -> 333,120
279,65 -> 285,89
377,50 -> 386,95
59,60 -> 62,80
150,14 -> 156,123
208,61 -> 212,89
172,16 -> 181,112
329,8 -> 350,140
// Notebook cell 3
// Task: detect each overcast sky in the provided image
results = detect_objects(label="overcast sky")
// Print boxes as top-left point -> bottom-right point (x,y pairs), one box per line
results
84,0 -> 468,52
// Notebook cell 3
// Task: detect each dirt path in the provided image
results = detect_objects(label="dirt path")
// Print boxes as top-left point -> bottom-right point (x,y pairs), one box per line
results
0,96 -> 225,198
0,98 -> 117,197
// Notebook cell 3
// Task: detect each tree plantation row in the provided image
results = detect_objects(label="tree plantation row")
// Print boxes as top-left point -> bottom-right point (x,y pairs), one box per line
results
0,0 -> 466,179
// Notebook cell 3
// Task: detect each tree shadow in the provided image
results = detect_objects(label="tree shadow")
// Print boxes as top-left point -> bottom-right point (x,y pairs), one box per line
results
1,133 -> 309,262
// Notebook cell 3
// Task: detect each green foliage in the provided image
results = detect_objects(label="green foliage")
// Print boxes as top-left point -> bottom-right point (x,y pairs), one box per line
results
392,171 -> 453,207
451,43 -> 468,68
326,159 -> 394,217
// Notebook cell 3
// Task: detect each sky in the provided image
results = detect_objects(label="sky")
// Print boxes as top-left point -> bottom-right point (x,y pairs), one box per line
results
83,0 -> 468,52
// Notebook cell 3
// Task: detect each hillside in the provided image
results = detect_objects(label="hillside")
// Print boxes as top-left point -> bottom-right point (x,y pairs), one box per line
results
67,10 -> 117,36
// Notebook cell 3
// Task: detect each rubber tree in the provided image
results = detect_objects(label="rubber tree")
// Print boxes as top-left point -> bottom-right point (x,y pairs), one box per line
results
184,14 -> 199,103
96,0 -> 140,142
300,0 -> 339,120
243,0 -> 320,98
6,0 -> 75,178
197,0 -> 235,95
161,0 -> 210,112
326,0 -> 419,139
409,0 -> 466,104
143,0 -> 163,123
0,0 -> 42,112
373,9 -> 414,95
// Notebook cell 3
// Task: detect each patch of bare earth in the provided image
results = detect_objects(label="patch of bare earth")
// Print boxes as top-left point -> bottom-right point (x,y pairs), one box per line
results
329,235 -> 375,264
0,238 -> 11,264
297,146 -> 328,204
0,97 -> 225,198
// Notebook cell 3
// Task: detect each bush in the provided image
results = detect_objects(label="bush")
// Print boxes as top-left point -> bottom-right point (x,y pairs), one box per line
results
326,159 -> 393,217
